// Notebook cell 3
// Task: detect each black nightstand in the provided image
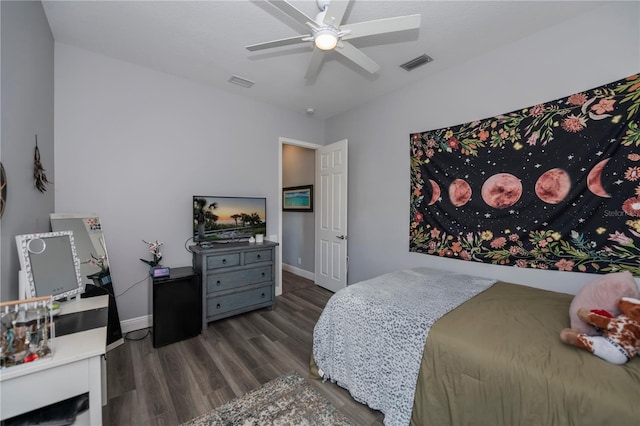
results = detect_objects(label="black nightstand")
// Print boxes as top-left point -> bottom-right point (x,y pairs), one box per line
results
152,266 -> 201,347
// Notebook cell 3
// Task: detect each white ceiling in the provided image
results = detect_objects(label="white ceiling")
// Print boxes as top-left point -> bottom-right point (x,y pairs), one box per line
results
42,0 -> 608,120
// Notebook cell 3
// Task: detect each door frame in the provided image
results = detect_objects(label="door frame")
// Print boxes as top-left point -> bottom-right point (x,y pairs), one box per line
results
277,137 -> 323,296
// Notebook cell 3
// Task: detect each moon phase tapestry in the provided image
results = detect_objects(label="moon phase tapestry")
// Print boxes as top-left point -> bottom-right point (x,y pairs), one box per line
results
410,73 -> 640,275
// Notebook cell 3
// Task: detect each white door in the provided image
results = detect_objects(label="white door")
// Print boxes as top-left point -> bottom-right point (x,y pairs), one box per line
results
315,139 -> 348,292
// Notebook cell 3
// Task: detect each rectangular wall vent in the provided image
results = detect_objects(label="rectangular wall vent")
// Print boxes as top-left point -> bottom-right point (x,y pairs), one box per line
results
399,54 -> 434,71
228,75 -> 255,88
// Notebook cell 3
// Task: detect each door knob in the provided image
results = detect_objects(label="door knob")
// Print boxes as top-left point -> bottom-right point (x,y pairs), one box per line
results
337,235 -> 347,240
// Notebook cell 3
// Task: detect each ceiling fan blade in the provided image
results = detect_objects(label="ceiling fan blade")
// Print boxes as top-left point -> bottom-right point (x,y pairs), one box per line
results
335,41 -> 380,74
323,0 -> 350,26
269,0 -> 318,29
246,35 -> 308,52
305,48 -> 325,80
341,14 -> 421,41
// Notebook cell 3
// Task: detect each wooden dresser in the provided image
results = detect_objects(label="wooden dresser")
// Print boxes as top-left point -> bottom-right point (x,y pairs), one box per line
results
191,241 -> 278,329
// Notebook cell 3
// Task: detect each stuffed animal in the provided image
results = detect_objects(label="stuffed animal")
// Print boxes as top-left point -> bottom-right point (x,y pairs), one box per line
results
560,297 -> 640,364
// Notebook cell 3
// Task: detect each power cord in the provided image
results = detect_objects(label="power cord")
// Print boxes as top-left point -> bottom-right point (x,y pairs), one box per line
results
124,328 -> 150,341
114,275 -> 149,298
184,235 -> 196,253
84,233 -> 196,300
83,274 -> 148,300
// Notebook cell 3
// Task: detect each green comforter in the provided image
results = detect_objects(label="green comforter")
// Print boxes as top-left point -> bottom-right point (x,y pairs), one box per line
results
411,282 -> 640,426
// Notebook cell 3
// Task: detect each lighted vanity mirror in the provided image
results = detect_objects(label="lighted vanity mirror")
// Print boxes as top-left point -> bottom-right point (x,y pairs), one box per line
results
50,214 -> 111,286
15,230 -> 84,301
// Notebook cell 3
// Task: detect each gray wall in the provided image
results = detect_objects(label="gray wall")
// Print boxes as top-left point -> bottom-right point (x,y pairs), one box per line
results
0,1 -> 54,301
53,43 -> 324,323
282,144 -> 315,273
325,1 -> 640,295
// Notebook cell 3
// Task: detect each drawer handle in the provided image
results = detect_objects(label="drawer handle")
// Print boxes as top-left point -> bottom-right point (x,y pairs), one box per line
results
257,254 -> 261,259
222,259 -> 227,264
261,272 -> 265,277
216,303 -> 221,309
261,293 -> 265,298
216,280 -> 221,286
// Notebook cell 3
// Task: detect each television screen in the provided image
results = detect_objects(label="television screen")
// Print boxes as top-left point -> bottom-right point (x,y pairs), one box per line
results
193,196 -> 266,243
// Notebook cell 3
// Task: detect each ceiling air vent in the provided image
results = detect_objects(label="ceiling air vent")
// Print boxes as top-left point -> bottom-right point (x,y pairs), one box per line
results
228,75 -> 255,88
399,54 -> 433,71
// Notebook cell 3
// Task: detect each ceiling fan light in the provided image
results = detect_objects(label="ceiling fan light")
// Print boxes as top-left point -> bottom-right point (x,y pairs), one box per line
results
314,29 -> 338,50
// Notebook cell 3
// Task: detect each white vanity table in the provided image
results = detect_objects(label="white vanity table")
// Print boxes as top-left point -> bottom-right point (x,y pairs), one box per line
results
0,295 -> 108,425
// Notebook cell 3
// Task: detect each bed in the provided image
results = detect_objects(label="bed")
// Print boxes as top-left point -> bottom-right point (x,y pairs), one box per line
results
311,268 -> 640,426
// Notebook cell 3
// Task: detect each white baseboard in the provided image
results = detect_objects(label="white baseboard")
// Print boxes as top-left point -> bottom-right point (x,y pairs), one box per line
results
283,263 -> 315,281
120,315 -> 152,334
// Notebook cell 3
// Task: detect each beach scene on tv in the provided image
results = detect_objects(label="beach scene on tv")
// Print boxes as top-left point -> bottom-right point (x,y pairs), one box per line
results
194,196 -> 266,242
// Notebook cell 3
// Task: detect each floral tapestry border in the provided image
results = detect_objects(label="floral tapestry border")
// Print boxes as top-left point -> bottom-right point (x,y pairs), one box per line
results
410,73 -> 640,275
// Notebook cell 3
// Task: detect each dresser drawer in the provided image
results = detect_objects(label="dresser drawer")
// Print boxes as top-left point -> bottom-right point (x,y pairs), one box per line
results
192,242 -> 278,329
245,249 -> 272,264
207,285 -> 273,316
207,265 -> 272,293
206,253 -> 240,269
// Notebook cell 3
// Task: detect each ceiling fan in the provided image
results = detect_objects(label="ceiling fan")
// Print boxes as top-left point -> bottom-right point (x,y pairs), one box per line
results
246,0 -> 421,79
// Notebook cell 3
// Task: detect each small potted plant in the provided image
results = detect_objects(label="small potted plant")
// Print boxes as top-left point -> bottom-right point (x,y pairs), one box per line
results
84,253 -> 111,286
141,240 -> 163,274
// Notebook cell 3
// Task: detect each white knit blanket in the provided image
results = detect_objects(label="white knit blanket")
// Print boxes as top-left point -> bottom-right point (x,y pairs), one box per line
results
312,268 -> 496,426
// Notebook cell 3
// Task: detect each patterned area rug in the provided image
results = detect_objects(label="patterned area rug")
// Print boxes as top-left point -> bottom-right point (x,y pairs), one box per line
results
181,372 -> 353,426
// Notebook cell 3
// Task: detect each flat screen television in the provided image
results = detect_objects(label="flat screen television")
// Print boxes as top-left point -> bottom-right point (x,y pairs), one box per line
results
193,195 -> 267,243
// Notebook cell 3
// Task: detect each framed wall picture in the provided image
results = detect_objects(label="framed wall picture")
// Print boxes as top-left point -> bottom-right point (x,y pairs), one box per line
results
283,185 -> 314,212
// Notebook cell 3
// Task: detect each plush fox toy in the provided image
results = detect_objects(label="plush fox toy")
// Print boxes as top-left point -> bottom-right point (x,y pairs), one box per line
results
560,297 -> 640,364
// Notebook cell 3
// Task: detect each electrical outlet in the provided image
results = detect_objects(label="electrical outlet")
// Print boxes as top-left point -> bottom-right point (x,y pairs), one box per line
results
298,257 -> 302,265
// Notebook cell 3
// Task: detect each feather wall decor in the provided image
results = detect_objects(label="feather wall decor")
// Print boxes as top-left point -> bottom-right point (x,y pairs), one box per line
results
33,135 -> 51,193
0,162 -> 6,219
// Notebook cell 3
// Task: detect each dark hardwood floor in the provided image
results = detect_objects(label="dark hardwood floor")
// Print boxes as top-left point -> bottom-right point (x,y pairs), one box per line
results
103,270 -> 384,425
